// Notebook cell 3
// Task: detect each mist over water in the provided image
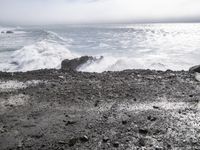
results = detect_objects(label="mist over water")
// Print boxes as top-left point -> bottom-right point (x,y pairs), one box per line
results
0,23 -> 200,72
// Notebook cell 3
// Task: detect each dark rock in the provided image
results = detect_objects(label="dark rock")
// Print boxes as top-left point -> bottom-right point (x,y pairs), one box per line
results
94,100 -> 100,107
79,135 -> 89,143
61,56 -> 103,71
147,116 -> 157,121
1,31 -> 4,34
11,61 -> 19,65
102,137 -> 109,143
58,140 -> 66,144
189,94 -> 193,98
138,138 -> 145,146
122,120 -> 128,125
65,120 -> 76,126
155,147 -> 163,150
6,30 -> 14,34
139,129 -> 148,135
61,56 -> 93,71
113,142 -> 119,148
153,106 -> 160,109
68,138 -> 78,147
189,65 -> 200,73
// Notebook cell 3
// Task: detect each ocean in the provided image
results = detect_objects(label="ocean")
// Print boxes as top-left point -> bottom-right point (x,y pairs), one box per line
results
0,23 -> 200,72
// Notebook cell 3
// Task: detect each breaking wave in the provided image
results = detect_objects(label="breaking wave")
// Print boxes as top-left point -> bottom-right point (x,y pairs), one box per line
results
6,31 -> 79,72
2,24 -> 199,73
78,54 -> 193,73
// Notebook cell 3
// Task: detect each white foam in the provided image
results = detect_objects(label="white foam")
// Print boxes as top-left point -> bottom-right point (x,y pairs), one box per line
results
2,30 -> 79,72
79,52 -> 195,73
78,55 -> 164,73
5,34 -> 79,72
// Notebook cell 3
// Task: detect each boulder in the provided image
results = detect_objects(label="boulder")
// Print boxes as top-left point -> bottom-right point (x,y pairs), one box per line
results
61,56 -> 93,71
1,31 -> 4,34
61,56 -> 103,72
6,30 -> 14,34
189,65 -> 200,73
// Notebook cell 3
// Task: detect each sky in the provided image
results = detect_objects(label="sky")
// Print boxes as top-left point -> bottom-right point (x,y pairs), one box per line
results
0,0 -> 200,25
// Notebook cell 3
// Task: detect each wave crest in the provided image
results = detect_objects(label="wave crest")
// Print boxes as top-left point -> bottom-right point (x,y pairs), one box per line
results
6,31 -> 78,72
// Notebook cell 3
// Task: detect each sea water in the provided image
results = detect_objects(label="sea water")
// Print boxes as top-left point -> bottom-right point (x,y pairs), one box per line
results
0,23 -> 200,72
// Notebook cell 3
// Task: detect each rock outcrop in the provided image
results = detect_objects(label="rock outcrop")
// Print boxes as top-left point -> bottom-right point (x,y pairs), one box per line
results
61,56 -> 93,71
189,65 -> 200,73
61,56 -> 103,72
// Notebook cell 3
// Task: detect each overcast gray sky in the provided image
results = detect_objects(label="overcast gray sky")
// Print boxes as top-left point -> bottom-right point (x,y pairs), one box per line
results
0,0 -> 200,24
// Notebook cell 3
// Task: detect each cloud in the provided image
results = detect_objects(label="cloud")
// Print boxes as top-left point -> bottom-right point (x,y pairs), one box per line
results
0,0 -> 200,24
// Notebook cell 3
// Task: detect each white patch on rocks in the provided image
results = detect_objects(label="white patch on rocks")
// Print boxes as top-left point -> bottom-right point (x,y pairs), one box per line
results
0,94 -> 29,111
0,80 -> 43,92
6,94 -> 29,106
119,101 -> 188,112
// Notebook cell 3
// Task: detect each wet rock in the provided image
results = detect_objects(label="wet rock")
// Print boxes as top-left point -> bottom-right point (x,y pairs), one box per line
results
61,56 -> 103,71
61,56 -> 93,71
189,65 -> 200,73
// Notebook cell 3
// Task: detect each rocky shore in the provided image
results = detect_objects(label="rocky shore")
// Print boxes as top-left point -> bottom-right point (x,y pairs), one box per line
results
1,57 -> 200,150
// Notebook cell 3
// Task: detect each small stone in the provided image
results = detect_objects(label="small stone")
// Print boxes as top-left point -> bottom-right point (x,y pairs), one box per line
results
155,146 -> 163,150
139,129 -> 148,135
102,137 -> 109,143
189,95 -> 193,98
65,114 -> 69,117
138,138 -> 145,146
122,120 -> 128,125
153,106 -> 160,109
65,120 -> 76,126
147,116 -> 157,121
68,138 -> 78,147
113,142 -> 119,148
79,135 -> 89,143
58,140 -> 66,144
58,76 -> 65,79
94,100 -> 100,107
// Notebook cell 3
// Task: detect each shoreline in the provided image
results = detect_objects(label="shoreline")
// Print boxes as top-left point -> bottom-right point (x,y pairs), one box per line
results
1,63 -> 200,149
